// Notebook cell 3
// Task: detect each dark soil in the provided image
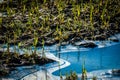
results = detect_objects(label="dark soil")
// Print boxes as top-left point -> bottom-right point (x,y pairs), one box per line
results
0,0 -> 120,48
0,51 -> 54,76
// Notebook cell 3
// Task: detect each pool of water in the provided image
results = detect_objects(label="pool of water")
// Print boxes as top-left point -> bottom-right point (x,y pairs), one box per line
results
1,41 -> 120,77
51,42 -> 120,76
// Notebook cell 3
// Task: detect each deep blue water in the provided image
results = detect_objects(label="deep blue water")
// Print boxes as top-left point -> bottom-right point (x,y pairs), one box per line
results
52,42 -> 120,76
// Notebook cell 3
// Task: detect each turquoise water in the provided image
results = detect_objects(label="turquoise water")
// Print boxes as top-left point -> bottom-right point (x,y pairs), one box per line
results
1,41 -> 120,77
51,42 -> 120,76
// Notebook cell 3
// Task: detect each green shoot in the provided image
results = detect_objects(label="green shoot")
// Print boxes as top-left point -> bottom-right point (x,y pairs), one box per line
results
0,17 -> 2,25
43,0 -> 46,4
42,39 -> 46,58
76,5 -> 81,17
81,60 -> 87,80
33,31 -> 38,54
101,0 -> 108,21
23,5 -> 26,14
90,5 -> 94,25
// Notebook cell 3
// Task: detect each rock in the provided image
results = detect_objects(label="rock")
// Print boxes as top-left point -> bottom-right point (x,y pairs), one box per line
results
74,41 -> 97,48
61,41 -> 69,46
22,18 -> 28,23
0,39 -> 4,44
20,39 -> 34,47
0,64 -> 10,76
42,31 -> 54,37
7,63 -> 24,67
94,34 -> 107,40
112,69 -> 120,76
45,38 -> 56,46
50,24 -> 59,30
110,38 -> 119,42
0,36 -> 5,44
19,34 -> 32,40
0,13 -> 2,17
9,40 -> 20,45
34,57 -> 55,65
109,34 -> 120,42
70,37 -> 81,43
109,23 -> 116,30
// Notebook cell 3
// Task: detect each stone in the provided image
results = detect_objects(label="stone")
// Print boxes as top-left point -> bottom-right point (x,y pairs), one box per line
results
0,13 -> 2,17
74,41 -> 97,48
112,69 -> 120,76
61,41 -> 69,46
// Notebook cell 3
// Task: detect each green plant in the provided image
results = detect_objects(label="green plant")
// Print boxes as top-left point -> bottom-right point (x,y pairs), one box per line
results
6,7 -> 11,17
65,71 -> 78,80
101,0 -> 108,24
58,13 -> 65,25
6,7 -> 15,17
27,12 -> 33,24
43,0 -> 46,4
72,6 -> 77,17
34,15 -> 39,25
22,53 -> 30,59
13,31 -> 18,53
81,61 -> 87,80
76,5 -> 81,17
17,42 -> 22,53
42,39 -> 46,58
90,6 -> 93,25
89,0 -> 95,30
92,76 -> 97,80
60,72 -> 63,80
5,33 -> 10,55
33,30 -> 38,54
22,5 -> 26,14
66,18 -> 71,28
0,17 -> 2,25
56,0 -> 65,14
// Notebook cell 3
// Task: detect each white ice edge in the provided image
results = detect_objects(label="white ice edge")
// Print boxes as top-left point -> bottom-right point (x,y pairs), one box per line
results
77,69 -> 115,79
21,52 -> 70,80
0,40 -> 120,54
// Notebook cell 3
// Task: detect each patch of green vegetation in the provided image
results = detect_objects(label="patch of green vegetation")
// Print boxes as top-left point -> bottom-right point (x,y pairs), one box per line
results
0,0 -> 119,45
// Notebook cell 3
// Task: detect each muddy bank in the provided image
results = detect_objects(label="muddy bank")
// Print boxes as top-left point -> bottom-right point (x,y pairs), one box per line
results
0,51 -> 55,77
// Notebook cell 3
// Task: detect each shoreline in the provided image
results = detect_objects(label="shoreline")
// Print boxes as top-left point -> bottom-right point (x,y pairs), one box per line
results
21,50 -> 120,80
1,34 -> 120,80
21,52 -> 70,80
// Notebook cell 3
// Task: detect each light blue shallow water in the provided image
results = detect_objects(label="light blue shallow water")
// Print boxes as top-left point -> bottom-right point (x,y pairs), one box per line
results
51,42 -> 120,76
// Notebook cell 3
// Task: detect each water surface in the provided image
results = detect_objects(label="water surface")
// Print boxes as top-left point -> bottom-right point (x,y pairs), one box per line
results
52,42 -> 120,75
